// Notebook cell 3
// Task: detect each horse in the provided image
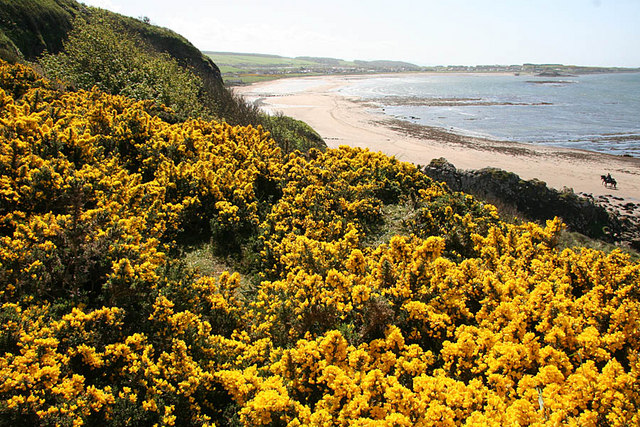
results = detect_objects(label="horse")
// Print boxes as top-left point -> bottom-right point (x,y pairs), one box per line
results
601,175 -> 617,189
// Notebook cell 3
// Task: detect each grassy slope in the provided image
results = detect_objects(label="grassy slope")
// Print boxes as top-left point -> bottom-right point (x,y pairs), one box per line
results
0,29 -> 20,63
106,13 -> 222,82
0,0 -> 82,61
0,0 -> 221,84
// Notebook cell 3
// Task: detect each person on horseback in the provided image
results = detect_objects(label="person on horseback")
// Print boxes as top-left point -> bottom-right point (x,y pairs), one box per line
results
601,172 -> 617,189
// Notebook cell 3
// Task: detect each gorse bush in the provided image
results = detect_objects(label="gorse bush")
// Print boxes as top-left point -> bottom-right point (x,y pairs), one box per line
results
1,61 -> 639,425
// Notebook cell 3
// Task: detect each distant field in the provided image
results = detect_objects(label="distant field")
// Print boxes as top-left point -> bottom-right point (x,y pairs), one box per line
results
204,52 -> 375,85
217,65 -> 246,74
205,52 -> 323,85
204,51 -> 636,86
205,52 -> 317,68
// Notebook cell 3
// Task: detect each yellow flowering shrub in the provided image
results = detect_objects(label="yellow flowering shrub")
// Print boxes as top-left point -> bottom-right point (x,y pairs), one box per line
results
0,59 -> 282,307
1,60 -> 639,425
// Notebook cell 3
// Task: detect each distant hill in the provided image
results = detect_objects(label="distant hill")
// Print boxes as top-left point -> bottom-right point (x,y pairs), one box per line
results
206,51 -> 640,85
295,56 -> 353,66
354,59 -> 421,71
205,51 -> 317,70
206,51 -> 420,71
205,51 -> 421,84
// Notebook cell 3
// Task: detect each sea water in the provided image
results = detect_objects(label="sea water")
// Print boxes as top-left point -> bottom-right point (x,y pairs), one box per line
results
336,73 -> 640,157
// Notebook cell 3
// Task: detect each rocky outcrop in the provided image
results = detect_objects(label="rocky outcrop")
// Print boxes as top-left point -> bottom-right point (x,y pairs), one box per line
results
423,158 -> 638,247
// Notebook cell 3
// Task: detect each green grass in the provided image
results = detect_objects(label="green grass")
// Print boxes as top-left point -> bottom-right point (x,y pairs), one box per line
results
218,65 -> 246,73
0,0 -> 81,61
183,243 -> 233,277
206,52 -> 325,85
205,52 -> 317,68
223,72 -> 322,85
365,203 -> 416,248
223,75 -> 279,85
337,60 -> 359,67
0,29 -> 21,62
557,230 -> 639,261
182,242 -> 258,295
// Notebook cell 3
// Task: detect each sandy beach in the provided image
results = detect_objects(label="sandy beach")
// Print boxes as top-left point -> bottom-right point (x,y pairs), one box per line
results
235,74 -> 640,206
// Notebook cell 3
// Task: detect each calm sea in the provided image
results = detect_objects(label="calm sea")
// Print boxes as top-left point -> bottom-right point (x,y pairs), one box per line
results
337,73 -> 640,157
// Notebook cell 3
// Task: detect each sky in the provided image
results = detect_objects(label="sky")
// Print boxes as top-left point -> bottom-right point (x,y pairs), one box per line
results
79,0 -> 640,67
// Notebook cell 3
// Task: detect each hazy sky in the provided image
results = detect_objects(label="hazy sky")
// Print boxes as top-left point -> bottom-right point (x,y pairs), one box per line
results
80,0 -> 640,67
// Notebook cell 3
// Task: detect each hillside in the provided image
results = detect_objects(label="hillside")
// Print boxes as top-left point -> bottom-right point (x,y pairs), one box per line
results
0,0 -> 82,62
0,0 -> 221,82
0,0 -> 326,153
1,59 -> 639,425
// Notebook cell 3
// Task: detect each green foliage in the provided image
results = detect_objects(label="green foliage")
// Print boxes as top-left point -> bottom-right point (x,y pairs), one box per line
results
260,112 -> 326,154
38,13 -> 205,121
205,80 -> 262,125
0,30 -> 21,63
0,0 -> 82,61
2,0 -> 326,155
408,189 -> 503,260
0,57 -> 54,98
557,230 -> 639,261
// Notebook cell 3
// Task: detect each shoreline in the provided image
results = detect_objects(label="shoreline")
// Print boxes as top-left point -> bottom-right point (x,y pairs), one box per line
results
235,75 -> 640,205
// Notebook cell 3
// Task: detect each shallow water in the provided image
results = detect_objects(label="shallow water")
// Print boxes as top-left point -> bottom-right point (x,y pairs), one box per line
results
336,73 -> 640,157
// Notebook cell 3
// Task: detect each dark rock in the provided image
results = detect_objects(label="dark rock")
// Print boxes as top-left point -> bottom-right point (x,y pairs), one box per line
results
423,158 -> 624,241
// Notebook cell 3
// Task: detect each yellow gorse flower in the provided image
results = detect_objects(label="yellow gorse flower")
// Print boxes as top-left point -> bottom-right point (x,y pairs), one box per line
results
1,60 -> 639,425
